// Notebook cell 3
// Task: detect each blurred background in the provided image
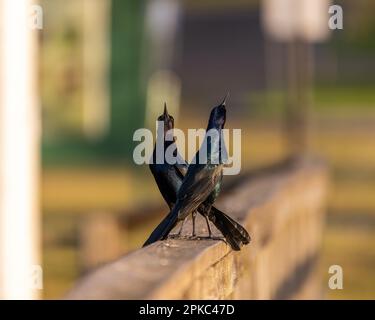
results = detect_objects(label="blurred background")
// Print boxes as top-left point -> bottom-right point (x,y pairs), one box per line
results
0,0 -> 374,299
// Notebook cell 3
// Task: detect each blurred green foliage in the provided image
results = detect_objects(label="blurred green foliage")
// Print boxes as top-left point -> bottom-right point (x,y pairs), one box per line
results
41,0 -> 148,164
107,0 -> 147,157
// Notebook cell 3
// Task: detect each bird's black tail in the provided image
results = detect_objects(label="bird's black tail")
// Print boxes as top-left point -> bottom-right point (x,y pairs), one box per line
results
142,206 -> 180,247
208,206 -> 251,251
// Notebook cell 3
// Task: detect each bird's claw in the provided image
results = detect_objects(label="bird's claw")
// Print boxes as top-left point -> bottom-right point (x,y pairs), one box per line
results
199,235 -> 227,243
186,235 -> 199,240
183,235 -> 226,244
167,233 -> 181,239
210,236 -> 227,243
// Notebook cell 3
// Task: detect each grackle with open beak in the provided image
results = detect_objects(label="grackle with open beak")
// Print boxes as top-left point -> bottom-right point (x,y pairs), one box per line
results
143,99 -> 250,250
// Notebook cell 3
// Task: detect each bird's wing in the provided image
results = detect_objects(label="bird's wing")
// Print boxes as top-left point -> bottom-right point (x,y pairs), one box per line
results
176,164 -> 222,218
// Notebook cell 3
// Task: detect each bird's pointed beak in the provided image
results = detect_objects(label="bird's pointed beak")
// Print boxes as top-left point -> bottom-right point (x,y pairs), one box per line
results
163,103 -> 170,119
220,92 -> 229,107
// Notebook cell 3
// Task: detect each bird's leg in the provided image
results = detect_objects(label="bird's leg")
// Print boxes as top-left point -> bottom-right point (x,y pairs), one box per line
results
191,211 -> 197,237
204,215 -> 213,238
175,217 -> 187,237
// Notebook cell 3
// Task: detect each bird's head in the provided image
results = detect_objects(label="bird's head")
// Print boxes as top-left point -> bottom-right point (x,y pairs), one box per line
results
157,103 -> 175,133
207,93 -> 227,130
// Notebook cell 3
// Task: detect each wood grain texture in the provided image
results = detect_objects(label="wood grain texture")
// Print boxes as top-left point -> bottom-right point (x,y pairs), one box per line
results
66,158 -> 328,299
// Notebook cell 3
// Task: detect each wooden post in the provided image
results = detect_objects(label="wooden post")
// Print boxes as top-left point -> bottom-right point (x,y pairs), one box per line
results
261,0 -> 329,156
0,1 -> 40,299
285,40 -> 314,155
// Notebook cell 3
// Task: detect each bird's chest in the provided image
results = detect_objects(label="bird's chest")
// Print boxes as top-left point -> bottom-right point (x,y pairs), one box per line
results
153,166 -> 181,190
206,165 -> 223,202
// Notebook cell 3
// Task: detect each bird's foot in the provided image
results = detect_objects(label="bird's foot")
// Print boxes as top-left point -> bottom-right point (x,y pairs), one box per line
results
211,236 -> 227,244
184,235 -> 226,243
167,233 -> 182,239
186,234 -> 199,240
198,235 -> 227,243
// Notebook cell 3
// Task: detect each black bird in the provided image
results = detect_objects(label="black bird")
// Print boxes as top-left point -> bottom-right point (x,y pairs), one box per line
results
143,100 -> 250,250
148,104 -> 195,234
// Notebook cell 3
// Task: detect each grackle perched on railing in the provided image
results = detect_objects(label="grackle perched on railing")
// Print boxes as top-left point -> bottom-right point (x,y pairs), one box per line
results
147,104 -> 196,236
143,99 -> 250,250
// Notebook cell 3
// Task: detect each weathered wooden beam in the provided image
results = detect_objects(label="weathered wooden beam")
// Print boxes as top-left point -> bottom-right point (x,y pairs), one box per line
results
66,158 -> 328,299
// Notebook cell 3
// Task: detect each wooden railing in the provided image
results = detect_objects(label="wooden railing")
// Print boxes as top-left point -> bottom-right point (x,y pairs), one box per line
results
66,157 -> 328,299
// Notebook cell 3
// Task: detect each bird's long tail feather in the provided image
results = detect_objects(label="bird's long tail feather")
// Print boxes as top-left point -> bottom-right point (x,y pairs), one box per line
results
143,206 -> 179,247
208,206 -> 251,251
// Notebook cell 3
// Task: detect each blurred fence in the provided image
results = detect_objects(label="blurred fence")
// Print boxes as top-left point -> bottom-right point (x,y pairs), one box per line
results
66,157 -> 327,299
